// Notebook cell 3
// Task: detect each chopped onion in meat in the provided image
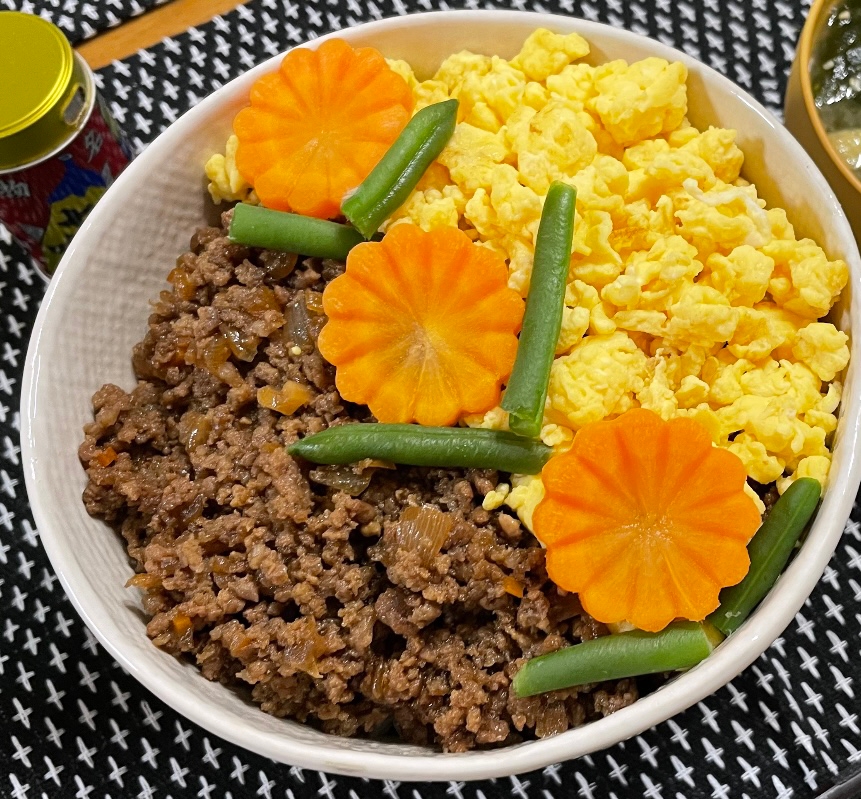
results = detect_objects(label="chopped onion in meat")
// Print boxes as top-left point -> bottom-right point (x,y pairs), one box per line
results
395,505 -> 453,566
308,464 -> 375,496
224,326 -> 261,361
286,293 -> 313,347
257,381 -> 313,415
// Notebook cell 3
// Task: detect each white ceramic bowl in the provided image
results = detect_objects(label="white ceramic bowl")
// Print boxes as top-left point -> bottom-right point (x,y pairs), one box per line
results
21,10 -> 861,782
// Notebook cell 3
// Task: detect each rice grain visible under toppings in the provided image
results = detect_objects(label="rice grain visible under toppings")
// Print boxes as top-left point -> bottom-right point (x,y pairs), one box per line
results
79,216 -> 637,752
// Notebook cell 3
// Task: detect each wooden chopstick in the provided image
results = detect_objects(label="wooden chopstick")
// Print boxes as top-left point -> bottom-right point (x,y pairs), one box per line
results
76,0 -> 251,70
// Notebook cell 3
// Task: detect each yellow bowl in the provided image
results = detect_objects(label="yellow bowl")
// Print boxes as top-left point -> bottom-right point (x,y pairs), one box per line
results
785,0 -> 861,239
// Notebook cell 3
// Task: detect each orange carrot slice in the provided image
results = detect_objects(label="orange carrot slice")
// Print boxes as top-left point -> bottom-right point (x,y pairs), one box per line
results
318,224 -> 524,426
233,39 -> 413,219
533,408 -> 762,632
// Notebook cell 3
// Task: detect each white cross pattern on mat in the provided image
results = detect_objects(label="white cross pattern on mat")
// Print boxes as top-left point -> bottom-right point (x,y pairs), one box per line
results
0,0 -> 172,43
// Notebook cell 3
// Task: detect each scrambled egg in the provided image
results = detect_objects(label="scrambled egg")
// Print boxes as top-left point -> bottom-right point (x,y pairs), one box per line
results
208,29 -> 850,513
205,134 -> 258,205
386,28 -> 850,509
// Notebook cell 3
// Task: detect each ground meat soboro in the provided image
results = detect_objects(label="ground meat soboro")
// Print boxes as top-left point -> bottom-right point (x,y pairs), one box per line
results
79,217 -> 637,752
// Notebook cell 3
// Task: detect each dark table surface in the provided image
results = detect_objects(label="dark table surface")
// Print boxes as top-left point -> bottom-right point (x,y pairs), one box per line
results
2,1 -> 861,798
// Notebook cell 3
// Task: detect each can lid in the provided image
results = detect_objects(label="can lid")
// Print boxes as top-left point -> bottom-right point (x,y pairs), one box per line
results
0,11 -> 82,169
0,11 -> 74,137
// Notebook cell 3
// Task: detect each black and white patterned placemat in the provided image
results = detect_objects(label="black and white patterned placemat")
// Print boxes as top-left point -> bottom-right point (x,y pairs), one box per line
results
0,0 -> 170,43
5,0 -> 861,797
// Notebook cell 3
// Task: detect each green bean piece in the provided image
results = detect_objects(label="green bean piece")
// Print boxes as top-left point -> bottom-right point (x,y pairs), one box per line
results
513,621 -> 723,697
709,477 -> 822,636
229,202 -> 366,260
341,99 -> 459,239
288,423 -> 552,474
501,182 -> 577,439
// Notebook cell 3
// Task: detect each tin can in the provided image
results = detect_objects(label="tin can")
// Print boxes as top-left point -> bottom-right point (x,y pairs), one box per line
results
0,11 -> 132,277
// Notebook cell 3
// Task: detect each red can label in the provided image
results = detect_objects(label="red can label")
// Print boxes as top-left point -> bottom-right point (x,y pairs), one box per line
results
0,95 -> 132,275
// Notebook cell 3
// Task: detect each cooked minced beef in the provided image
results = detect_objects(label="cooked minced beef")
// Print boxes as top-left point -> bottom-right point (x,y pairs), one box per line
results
79,216 -> 637,752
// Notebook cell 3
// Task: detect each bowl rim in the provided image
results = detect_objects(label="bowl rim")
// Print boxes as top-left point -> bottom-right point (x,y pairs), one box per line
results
799,0 -> 861,194
21,8 -> 861,781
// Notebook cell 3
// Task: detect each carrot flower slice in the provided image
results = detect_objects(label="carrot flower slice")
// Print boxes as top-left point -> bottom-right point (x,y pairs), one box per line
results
533,408 -> 762,632
318,224 -> 525,427
233,39 -> 413,219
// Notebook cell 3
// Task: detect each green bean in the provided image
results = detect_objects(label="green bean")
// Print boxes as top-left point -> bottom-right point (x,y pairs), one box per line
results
341,99 -> 459,239
513,621 -> 722,697
501,182 -> 577,438
229,202 -> 366,260
288,423 -> 551,474
709,477 -> 821,636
